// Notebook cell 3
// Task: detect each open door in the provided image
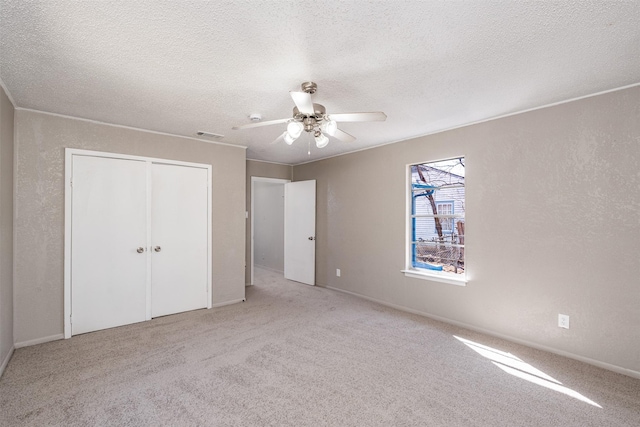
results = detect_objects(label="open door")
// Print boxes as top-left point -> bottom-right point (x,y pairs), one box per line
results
284,180 -> 316,285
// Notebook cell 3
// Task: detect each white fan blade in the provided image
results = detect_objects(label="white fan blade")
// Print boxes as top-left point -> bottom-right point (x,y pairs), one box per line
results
329,112 -> 387,122
290,91 -> 315,115
232,118 -> 289,130
271,132 -> 286,144
333,128 -> 356,143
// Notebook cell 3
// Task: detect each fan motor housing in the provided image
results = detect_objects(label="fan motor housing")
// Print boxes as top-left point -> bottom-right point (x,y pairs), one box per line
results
293,103 -> 326,132
293,103 -> 326,120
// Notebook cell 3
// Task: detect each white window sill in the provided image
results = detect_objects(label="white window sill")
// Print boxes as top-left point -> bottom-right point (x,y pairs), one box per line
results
401,269 -> 467,286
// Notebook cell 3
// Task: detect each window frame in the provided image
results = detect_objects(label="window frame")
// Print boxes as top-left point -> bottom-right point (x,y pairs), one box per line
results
402,158 -> 467,286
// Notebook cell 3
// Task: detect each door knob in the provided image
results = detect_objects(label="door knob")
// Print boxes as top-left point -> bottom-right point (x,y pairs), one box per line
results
308,236 -> 315,241
136,247 -> 144,253
154,246 -> 162,252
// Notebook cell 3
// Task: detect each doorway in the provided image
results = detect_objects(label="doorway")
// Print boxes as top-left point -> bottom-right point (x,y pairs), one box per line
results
250,177 -> 289,285
250,177 -> 317,287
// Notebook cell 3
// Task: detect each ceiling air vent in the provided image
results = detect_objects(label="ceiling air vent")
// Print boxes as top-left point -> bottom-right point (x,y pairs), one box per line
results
196,131 -> 225,139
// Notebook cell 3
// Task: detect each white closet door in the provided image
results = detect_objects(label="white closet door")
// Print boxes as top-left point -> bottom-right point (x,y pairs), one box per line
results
151,163 -> 208,317
71,156 -> 148,335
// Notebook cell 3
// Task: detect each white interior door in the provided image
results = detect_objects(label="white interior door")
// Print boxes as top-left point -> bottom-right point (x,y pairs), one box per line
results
71,156 -> 148,335
284,180 -> 316,285
151,163 -> 209,317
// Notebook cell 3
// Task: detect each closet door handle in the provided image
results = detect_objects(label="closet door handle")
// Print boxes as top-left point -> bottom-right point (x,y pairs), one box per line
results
154,246 -> 162,252
136,247 -> 145,253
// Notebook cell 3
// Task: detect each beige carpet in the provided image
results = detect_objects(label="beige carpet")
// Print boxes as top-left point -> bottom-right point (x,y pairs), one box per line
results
1,268 -> 639,426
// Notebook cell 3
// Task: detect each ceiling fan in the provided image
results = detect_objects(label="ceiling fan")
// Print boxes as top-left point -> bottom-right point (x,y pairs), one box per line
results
232,82 -> 386,148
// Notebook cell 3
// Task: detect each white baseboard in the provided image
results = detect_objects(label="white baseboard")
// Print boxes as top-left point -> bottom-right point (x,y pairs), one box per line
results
14,333 -> 64,349
211,298 -> 245,308
0,346 -> 14,378
325,285 -> 640,380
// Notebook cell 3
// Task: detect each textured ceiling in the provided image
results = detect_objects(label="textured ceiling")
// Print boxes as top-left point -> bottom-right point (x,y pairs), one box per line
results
1,1 -> 639,165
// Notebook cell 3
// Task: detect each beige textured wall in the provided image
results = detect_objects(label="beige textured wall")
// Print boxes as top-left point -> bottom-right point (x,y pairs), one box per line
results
14,110 -> 247,344
294,86 -> 640,374
245,160 -> 292,284
0,85 -> 15,368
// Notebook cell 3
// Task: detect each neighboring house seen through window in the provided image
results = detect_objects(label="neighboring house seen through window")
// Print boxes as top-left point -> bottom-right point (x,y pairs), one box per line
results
408,157 -> 465,280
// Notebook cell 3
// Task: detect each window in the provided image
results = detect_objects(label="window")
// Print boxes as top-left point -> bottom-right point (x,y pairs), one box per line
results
435,201 -> 454,232
406,157 -> 465,283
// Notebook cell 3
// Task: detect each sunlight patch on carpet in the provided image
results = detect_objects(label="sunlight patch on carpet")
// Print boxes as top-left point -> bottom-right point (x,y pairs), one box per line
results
454,336 -> 602,408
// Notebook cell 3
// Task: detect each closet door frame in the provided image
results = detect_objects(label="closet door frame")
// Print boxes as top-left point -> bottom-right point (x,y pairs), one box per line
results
63,148 -> 212,339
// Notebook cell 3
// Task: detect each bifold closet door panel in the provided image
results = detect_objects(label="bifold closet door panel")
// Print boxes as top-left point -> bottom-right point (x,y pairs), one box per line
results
151,163 -> 208,318
71,156 -> 148,335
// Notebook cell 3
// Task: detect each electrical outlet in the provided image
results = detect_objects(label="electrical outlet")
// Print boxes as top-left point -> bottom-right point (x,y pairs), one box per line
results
336,269 -> 341,277
558,314 -> 570,329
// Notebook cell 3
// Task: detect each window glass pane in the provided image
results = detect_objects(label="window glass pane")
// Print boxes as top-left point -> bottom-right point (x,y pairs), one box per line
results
412,242 -> 465,274
410,157 -> 465,275
413,217 -> 436,241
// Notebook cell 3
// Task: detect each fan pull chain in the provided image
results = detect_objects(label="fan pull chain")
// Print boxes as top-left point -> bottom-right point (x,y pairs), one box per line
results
308,133 -> 311,156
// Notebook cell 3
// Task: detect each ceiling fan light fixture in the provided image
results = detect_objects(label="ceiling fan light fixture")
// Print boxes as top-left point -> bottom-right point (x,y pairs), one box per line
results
322,119 -> 337,136
287,121 -> 303,139
232,82 -> 387,152
283,132 -> 297,145
315,133 -> 329,148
